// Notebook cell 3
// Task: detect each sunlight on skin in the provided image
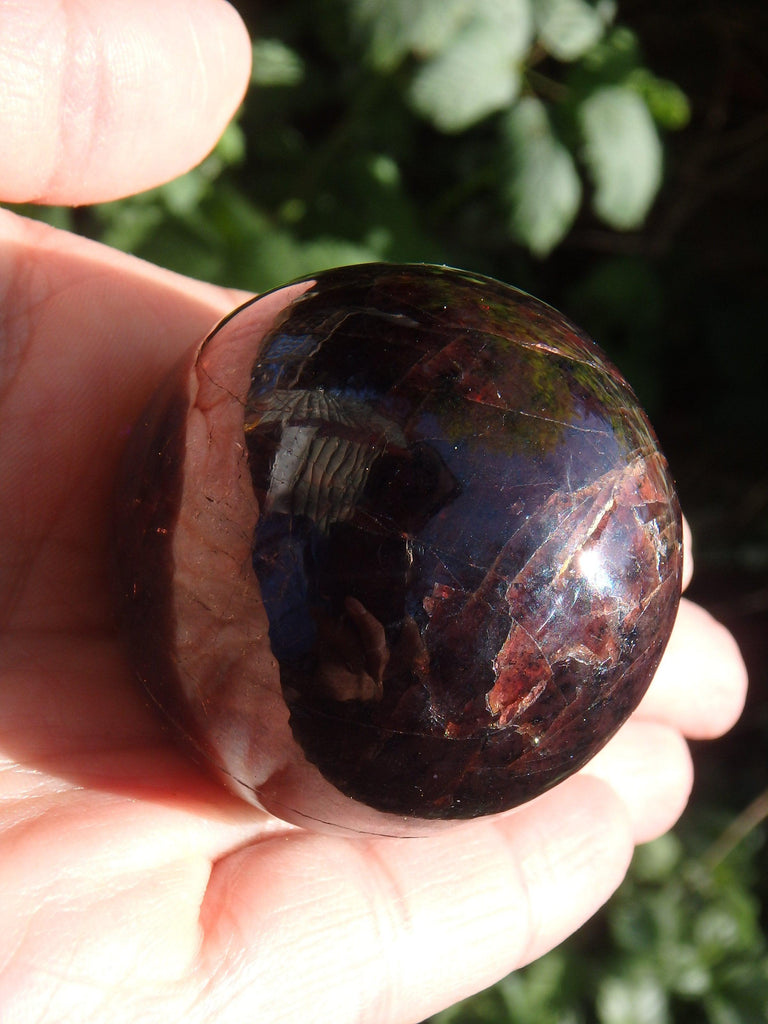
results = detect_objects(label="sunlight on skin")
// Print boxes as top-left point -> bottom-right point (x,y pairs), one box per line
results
0,4 -> 748,1022
0,0 -> 252,203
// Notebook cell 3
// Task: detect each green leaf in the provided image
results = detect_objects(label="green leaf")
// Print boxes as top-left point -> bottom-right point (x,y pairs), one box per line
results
664,945 -> 711,998
408,0 -> 533,132
213,121 -> 247,168
503,96 -> 581,254
630,833 -> 684,884
471,0 -> 535,57
534,0 -> 615,62
579,84 -> 662,229
496,949 -> 583,1023
626,68 -> 691,130
596,968 -> 671,1024
251,39 -> 305,87
409,27 -> 519,131
350,0 -> 473,68
577,25 -> 641,82
92,197 -> 166,254
0,203 -> 74,230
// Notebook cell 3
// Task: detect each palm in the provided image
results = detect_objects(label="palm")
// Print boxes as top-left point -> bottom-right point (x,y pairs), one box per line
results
0,217 -> 262,1013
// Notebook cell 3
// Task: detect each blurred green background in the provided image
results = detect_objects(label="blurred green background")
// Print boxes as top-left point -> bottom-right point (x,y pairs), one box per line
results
10,0 -> 768,1019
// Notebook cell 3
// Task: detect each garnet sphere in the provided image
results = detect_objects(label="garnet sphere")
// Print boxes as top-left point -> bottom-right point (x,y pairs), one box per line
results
116,264 -> 683,836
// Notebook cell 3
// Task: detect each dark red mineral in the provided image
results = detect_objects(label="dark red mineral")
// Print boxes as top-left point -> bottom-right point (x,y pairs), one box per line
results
116,264 -> 683,836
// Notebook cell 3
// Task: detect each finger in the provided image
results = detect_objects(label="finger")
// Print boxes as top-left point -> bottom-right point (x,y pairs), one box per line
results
635,598 -> 748,738
0,208 -> 247,382
682,515 -> 693,591
0,0 -> 251,204
582,719 -> 693,844
197,776 -> 633,1024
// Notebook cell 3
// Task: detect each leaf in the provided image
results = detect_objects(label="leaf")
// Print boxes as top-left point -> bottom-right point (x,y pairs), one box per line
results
596,968 -> 671,1024
471,0 -> 535,58
534,0 -> 614,62
92,202 -> 165,254
409,27 -> 518,131
496,949 -> 584,1023
626,68 -> 691,130
350,0 -> 471,69
579,85 -> 662,229
503,97 -> 582,254
630,833 -> 684,884
408,0 -> 534,132
251,39 -> 305,87
577,25 -> 640,82
211,121 -> 247,169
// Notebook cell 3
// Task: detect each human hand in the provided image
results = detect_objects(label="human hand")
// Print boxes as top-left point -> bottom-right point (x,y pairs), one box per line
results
0,3 -> 748,1022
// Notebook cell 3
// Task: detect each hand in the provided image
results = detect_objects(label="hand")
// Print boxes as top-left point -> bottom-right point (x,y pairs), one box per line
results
0,4 -> 748,1022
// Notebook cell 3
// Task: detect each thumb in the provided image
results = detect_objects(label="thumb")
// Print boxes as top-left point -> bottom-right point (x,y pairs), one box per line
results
0,0 -> 251,205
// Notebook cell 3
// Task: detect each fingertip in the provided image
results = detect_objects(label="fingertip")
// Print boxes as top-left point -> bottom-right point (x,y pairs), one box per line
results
583,721 -> 693,845
638,599 -> 748,739
491,775 -> 635,964
0,0 -> 252,205
682,516 -> 694,591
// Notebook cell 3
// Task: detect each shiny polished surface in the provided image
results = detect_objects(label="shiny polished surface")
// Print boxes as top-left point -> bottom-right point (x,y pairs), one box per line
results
116,264 -> 683,836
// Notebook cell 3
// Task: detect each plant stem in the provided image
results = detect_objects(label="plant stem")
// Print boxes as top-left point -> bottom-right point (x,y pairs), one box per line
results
703,786 -> 768,869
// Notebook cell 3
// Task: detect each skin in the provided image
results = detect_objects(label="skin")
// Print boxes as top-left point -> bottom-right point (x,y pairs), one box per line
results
0,2 -> 748,1022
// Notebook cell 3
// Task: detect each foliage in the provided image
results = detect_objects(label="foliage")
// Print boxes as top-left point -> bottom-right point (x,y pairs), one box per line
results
8,0 -> 689,281
428,812 -> 768,1024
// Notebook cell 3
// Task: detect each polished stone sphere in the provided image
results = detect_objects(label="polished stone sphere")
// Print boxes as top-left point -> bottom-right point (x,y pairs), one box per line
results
116,264 -> 683,836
